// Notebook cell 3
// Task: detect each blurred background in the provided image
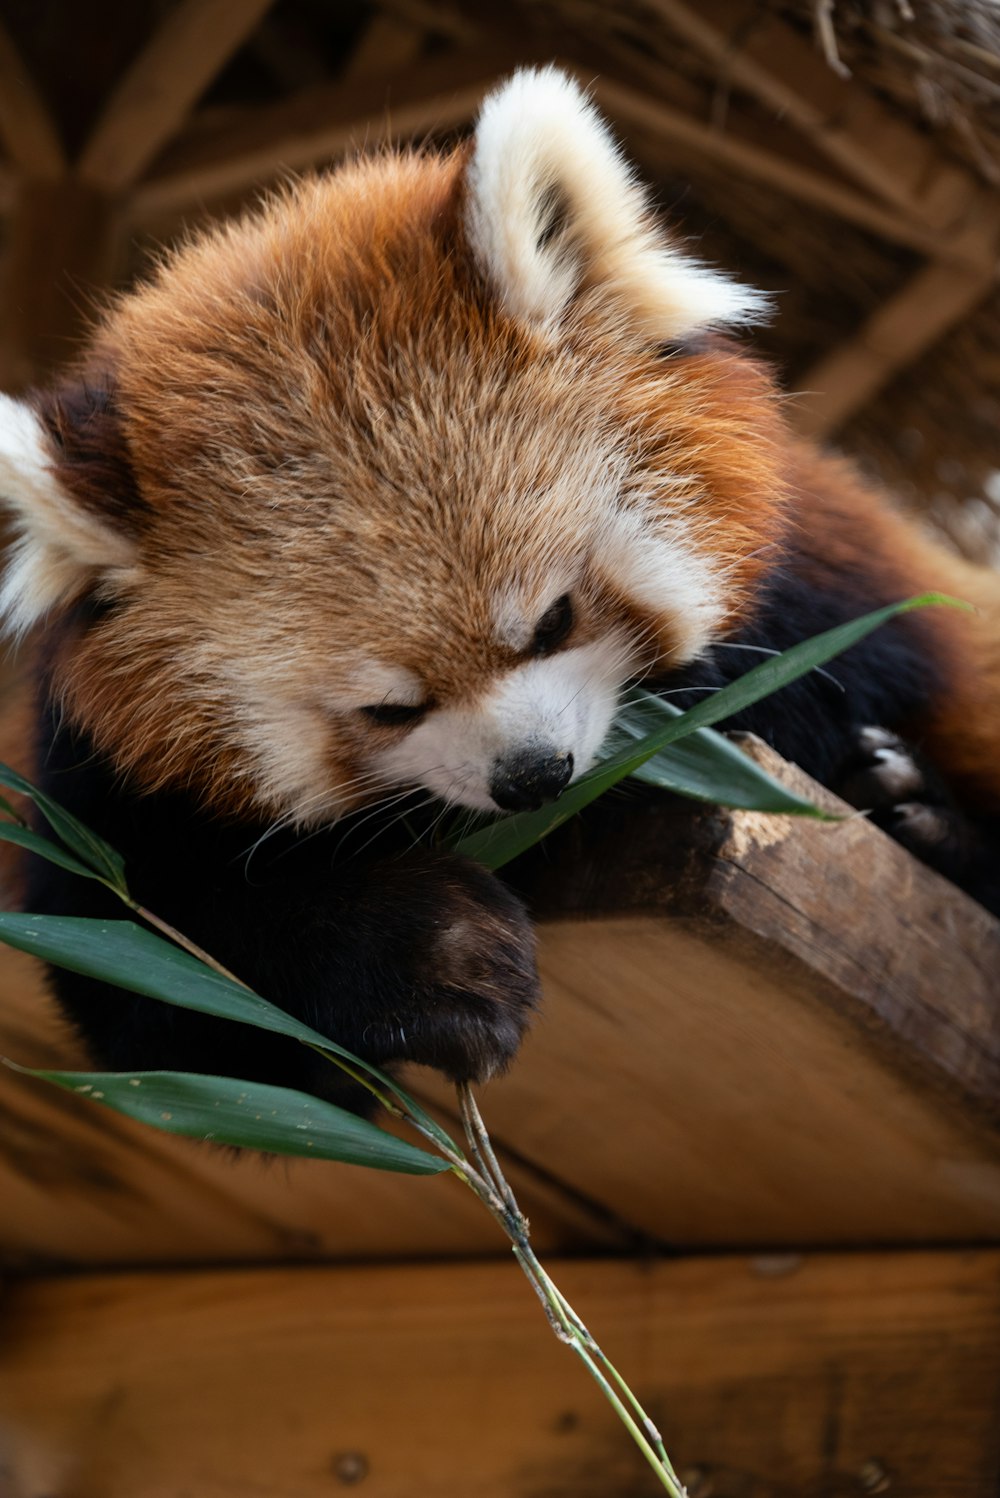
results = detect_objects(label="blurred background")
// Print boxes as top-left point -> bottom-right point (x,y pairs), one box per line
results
0,0 -> 998,546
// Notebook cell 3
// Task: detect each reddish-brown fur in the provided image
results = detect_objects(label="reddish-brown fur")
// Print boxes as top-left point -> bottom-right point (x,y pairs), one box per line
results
38,150 -> 792,818
11,137 -> 1000,822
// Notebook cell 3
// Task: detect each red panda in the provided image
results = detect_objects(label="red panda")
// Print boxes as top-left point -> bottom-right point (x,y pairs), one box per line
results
0,67 -> 997,1097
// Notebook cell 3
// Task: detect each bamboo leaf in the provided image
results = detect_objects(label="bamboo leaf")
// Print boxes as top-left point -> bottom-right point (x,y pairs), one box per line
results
0,762 -> 127,891
0,821 -> 103,880
644,593 -> 967,741
0,794 -> 25,825
14,1065 -> 448,1174
0,913 -> 340,1049
616,693 -> 838,816
452,593 -> 962,869
0,912 -> 455,1145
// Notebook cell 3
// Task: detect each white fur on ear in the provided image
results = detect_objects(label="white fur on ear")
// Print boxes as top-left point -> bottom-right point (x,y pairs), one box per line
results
0,394 -> 136,637
466,68 -> 766,338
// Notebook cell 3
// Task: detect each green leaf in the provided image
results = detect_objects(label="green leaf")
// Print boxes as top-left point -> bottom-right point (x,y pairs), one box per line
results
0,794 -> 26,825
615,692 -> 838,816
641,593 -> 967,741
15,1066 -> 448,1174
0,913 -> 340,1049
452,593 -> 962,869
0,761 -> 128,892
0,912 -> 456,1148
0,821 -> 104,880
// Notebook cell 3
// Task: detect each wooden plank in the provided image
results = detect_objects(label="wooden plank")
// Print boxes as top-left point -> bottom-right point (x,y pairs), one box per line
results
645,0 -> 981,230
4,733 -> 1000,1262
130,44 -> 540,219
0,947 -> 618,1270
77,0 -> 277,193
794,257 -> 1000,437
412,744 -> 1000,1248
0,735 -> 620,1275
0,1252 -> 998,1496
0,19 -> 64,178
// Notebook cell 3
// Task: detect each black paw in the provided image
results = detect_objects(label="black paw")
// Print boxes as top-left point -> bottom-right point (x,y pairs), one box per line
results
360,854 -> 540,1083
835,726 -> 972,877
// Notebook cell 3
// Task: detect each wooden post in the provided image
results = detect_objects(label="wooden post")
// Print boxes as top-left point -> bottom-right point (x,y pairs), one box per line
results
0,180 -> 119,389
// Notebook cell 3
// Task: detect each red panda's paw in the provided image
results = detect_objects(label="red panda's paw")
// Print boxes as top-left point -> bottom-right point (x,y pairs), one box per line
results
836,726 -> 973,877
375,855 -> 540,1083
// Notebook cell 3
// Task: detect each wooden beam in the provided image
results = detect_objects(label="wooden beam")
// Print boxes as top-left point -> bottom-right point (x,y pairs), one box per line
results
1,1253 -> 999,1496
0,873 -> 619,1271
342,12 -> 425,81
418,745 -> 1000,1249
0,18 -> 65,178
131,45 -> 536,220
551,21 -> 1000,263
644,0 -> 981,230
77,0 -> 277,193
794,256 -> 1000,437
3,730 -> 1000,1267
131,47 -> 978,265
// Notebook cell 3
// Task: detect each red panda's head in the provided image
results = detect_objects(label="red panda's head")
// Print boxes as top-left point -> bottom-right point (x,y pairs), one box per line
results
0,69 -> 787,825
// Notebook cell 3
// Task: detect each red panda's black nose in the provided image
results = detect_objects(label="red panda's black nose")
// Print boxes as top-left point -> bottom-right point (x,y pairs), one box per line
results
490,750 -> 574,813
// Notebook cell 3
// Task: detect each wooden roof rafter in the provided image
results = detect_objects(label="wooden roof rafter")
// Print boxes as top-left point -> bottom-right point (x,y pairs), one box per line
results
587,72 -> 988,266
643,0 -> 982,230
0,0 -> 997,441
77,0 -> 279,194
130,44 -> 538,223
0,0 -> 284,386
635,0 -> 1000,433
341,11 -> 427,81
795,254 -> 1000,438
130,21 -> 992,262
0,17 -> 65,180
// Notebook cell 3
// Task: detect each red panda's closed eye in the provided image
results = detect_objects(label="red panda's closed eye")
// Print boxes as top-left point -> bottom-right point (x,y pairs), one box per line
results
530,593 -> 574,656
360,701 -> 432,728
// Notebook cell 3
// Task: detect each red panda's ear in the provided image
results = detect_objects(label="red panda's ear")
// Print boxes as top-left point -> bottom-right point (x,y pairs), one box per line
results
464,67 -> 766,339
0,382 -> 140,637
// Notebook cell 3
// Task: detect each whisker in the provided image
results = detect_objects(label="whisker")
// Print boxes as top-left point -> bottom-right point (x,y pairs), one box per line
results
713,641 -> 845,692
346,791 -> 443,862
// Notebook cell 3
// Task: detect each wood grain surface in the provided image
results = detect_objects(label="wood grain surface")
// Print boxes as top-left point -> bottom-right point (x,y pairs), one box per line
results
2,738 -> 999,1264
1,1250 -> 998,1497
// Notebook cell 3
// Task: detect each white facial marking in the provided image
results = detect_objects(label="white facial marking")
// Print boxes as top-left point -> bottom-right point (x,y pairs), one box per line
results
343,659 -> 425,709
233,694 -> 341,827
600,507 -> 727,664
0,395 -> 137,636
373,634 -> 632,811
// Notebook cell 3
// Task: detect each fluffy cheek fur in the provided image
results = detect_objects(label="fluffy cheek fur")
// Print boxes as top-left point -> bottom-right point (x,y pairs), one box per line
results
371,637 -> 632,810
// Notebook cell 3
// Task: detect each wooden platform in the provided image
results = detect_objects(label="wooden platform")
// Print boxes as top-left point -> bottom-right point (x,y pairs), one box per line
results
1,743 -> 999,1270
2,746 -> 1000,1495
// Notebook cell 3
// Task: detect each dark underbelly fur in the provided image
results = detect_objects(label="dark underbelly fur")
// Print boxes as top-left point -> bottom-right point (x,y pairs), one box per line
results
25,560 -> 1000,1102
